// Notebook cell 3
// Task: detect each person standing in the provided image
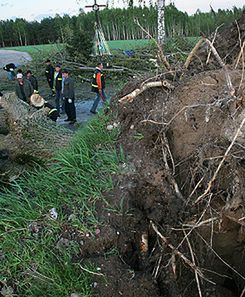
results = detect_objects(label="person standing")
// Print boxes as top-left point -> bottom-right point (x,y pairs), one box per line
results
90,62 -> 108,114
26,70 -> 38,93
45,59 -> 54,96
53,64 -> 63,115
62,69 -> 76,124
15,73 -> 34,102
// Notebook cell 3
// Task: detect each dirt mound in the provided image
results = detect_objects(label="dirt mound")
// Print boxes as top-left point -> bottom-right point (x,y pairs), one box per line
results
189,12 -> 245,71
85,68 -> 245,297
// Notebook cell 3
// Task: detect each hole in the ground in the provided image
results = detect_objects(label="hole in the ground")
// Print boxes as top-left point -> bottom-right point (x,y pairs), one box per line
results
222,272 -> 240,296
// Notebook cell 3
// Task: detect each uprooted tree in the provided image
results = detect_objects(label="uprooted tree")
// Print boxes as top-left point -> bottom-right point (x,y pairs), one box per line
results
0,93 -> 72,163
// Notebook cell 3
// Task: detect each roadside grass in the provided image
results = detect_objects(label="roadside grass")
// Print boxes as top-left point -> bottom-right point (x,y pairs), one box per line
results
0,114 -> 123,296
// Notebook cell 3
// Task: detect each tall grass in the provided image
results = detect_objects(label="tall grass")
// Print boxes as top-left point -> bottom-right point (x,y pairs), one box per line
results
0,114 -> 124,296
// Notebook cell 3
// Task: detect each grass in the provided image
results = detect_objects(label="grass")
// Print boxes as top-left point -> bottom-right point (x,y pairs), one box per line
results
0,114 -> 124,296
0,37 -> 198,59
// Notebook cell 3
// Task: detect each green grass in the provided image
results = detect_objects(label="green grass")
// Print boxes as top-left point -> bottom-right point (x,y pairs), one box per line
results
0,37 -> 198,58
108,39 -> 150,51
0,114 -> 124,296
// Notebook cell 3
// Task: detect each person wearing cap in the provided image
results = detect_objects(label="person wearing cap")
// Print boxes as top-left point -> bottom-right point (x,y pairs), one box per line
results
15,73 -> 34,102
45,59 -> 55,96
30,94 -> 59,122
53,64 -> 63,115
62,69 -> 76,124
26,70 -> 38,93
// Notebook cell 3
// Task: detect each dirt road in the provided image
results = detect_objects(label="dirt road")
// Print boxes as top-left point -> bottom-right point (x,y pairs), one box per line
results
0,50 -> 32,78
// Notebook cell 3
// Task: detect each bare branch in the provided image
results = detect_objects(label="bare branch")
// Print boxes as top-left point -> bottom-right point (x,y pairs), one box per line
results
203,37 -> 235,96
184,38 -> 204,69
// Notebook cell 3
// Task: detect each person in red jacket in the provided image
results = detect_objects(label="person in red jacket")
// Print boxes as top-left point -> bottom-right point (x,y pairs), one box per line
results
90,62 -> 107,114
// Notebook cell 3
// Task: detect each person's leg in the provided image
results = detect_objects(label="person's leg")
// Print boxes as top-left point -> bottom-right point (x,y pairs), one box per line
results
55,90 -> 60,114
70,99 -> 76,121
90,92 -> 100,113
64,98 -> 71,120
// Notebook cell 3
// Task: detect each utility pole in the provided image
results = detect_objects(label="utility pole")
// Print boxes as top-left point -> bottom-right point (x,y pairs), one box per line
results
85,0 -> 109,56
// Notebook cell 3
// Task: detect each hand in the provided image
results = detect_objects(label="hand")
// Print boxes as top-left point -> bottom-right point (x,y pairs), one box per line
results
99,89 -> 102,94
68,98 -> 72,103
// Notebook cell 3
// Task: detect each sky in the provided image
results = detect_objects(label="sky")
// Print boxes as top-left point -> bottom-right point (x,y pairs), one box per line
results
0,0 -> 244,21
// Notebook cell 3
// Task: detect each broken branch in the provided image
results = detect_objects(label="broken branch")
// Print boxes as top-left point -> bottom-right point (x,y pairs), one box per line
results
119,80 -> 174,103
184,38 -> 204,69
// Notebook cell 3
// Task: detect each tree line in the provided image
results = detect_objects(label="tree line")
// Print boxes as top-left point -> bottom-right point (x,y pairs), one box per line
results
0,3 -> 244,47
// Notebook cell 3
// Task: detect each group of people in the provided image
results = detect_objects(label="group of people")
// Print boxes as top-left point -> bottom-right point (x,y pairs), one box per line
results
2,60 -> 108,125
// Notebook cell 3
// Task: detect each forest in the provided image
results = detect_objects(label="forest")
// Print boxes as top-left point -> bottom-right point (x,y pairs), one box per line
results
0,3 -> 244,47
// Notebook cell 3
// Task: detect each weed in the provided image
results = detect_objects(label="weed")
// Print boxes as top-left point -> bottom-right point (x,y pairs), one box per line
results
0,114 -> 124,296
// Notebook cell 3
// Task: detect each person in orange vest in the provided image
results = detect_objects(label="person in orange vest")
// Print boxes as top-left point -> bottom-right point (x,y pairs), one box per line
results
90,62 -> 108,114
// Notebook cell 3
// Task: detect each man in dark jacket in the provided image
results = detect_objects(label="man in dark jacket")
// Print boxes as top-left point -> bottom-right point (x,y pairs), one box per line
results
53,64 -> 63,115
15,73 -> 33,102
62,69 -> 76,124
90,62 -> 107,114
45,59 -> 54,96
26,70 -> 38,92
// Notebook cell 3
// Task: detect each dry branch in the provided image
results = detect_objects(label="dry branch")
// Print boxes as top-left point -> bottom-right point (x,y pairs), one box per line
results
119,80 -> 174,103
206,24 -> 224,65
151,221 -> 214,284
184,38 -> 204,69
183,230 -> 203,297
204,37 -> 235,96
235,41 -> 245,69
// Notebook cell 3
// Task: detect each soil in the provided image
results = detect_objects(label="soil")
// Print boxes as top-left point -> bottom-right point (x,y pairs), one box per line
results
70,14 -> 245,297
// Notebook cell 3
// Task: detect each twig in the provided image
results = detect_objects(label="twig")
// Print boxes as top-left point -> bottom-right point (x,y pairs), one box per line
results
161,135 -> 184,201
183,230 -> 203,297
206,24 -> 224,65
195,117 -> 245,204
203,37 -> 235,96
150,221 -> 215,284
80,265 -> 104,276
182,217 -> 218,229
184,38 -> 204,69
234,41 -> 245,69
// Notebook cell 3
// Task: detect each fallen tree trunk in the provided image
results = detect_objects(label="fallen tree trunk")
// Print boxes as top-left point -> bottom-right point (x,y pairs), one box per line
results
0,109 -> 9,135
0,92 -> 73,161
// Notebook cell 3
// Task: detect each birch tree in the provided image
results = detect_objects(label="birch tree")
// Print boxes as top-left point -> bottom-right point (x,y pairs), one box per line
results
157,0 -> 166,45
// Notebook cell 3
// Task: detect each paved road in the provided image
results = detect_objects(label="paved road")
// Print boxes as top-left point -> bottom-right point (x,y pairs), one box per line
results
0,50 -> 32,78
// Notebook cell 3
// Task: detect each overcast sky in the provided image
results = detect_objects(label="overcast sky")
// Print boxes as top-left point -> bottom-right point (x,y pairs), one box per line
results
0,0 -> 244,21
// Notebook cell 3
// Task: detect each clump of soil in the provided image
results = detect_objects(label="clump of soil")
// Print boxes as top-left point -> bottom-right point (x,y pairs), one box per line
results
70,14 -> 245,297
